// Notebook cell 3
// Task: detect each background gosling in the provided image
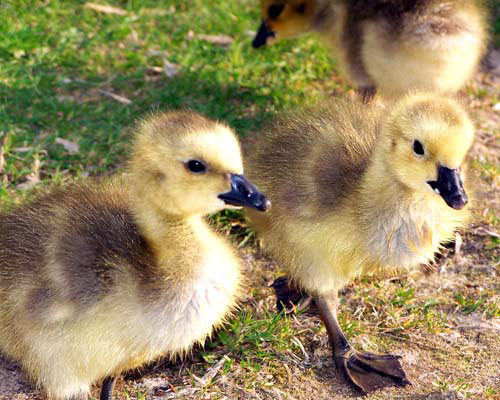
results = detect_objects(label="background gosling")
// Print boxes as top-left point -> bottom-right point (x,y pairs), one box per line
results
245,93 -> 474,393
252,0 -> 488,100
0,111 -> 270,400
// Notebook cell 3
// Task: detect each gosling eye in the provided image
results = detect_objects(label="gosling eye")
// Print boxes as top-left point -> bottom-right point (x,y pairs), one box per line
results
186,160 -> 207,174
413,140 -> 425,156
268,4 -> 284,19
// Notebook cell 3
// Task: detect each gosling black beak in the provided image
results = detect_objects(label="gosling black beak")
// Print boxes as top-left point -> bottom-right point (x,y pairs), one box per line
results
427,166 -> 468,210
219,174 -> 271,212
252,21 -> 275,48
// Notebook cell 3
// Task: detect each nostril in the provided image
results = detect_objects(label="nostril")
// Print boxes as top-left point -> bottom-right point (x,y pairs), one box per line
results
236,182 -> 248,196
235,180 -> 252,198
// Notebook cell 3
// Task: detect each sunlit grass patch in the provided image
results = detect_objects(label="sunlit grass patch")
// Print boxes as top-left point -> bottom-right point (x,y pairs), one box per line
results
1,1 -> 500,399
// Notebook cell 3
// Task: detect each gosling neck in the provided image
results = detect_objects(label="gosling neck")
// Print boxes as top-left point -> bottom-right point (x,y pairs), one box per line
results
357,150 -> 418,214
127,187 -> 201,255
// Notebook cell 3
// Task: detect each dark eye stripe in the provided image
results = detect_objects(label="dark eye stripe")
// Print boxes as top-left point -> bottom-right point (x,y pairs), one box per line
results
186,160 -> 207,173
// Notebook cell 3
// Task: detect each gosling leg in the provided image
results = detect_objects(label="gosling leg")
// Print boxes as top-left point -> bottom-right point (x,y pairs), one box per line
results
359,86 -> 376,104
100,376 -> 117,400
315,291 -> 411,394
271,276 -> 314,313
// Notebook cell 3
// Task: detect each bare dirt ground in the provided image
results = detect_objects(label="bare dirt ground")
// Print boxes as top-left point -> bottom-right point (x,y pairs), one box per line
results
1,53 -> 499,400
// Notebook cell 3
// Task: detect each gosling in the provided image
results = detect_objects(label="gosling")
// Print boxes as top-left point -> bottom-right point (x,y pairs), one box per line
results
0,111 -> 270,400
252,0 -> 488,100
245,93 -> 474,393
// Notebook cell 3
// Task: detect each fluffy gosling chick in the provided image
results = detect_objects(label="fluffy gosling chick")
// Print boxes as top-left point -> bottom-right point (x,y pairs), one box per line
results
245,93 -> 474,393
0,111 -> 270,400
252,0 -> 488,100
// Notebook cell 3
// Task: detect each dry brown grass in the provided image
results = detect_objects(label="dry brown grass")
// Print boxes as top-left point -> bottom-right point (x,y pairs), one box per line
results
1,48 -> 499,400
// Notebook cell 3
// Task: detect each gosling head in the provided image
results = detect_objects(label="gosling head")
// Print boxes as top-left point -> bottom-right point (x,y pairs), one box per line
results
252,0 -> 315,48
381,94 -> 474,210
129,111 -> 271,217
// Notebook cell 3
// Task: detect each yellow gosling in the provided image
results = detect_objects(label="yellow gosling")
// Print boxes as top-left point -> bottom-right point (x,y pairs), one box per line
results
245,93 -> 474,393
252,0 -> 488,100
0,111 -> 270,400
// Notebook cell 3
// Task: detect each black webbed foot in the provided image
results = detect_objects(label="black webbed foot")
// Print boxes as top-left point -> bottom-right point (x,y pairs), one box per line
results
271,276 -> 314,313
316,293 -> 410,394
335,350 -> 411,394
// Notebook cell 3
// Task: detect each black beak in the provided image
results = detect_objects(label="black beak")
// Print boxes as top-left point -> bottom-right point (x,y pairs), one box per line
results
427,166 -> 468,210
252,21 -> 275,48
219,174 -> 271,212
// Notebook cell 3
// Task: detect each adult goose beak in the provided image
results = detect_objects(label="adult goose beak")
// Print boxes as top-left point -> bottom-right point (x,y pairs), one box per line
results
252,21 -> 275,48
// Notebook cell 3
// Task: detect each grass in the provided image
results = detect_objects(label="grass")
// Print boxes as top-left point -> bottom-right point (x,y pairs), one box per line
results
1,1 -> 500,399
0,0 -> 336,205
493,0 -> 500,45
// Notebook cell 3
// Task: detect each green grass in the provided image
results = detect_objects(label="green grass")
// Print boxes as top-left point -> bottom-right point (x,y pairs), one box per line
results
1,1 -> 500,399
203,310 -> 297,374
0,0 -> 336,205
493,1 -> 500,45
0,0 -> 336,396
